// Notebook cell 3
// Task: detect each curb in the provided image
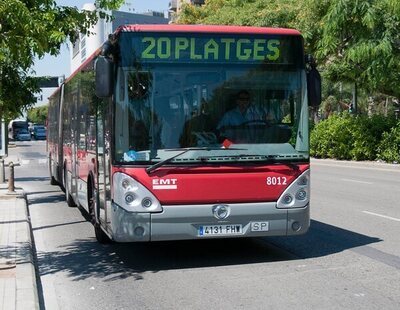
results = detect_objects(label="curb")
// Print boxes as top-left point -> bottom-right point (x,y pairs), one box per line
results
18,194 -> 40,310
311,158 -> 400,170
0,189 -> 40,310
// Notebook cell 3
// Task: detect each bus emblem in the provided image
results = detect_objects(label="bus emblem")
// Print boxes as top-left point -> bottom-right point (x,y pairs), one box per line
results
212,205 -> 230,220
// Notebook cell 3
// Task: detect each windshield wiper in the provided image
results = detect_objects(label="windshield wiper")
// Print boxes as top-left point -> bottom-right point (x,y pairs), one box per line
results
263,155 -> 305,170
197,154 -> 266,162
145,147 -> 245,174
197,154 -> 304,170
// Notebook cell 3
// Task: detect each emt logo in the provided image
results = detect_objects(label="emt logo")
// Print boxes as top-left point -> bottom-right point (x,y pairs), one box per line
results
152,178 -> 178,190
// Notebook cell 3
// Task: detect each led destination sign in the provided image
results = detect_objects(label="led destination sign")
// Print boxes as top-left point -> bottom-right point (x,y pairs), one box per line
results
126,34 -> 300,64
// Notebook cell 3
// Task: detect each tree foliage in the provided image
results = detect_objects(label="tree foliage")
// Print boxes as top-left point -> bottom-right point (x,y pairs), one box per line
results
377,121 -> 400,163
0,0 -> 124,119
311,0 -> 400,98
27,105 -> 48,125
178,0 -> 400,99
178,0 -> 301,29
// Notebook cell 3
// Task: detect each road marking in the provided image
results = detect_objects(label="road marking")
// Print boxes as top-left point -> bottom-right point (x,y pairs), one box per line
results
362,211 -> 400,222
312,161 -> 400,173
352,245 -> 400,270
341,178 -> 373,185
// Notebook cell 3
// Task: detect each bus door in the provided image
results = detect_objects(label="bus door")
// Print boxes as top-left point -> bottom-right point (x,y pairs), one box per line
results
57,84 -> 65,182
96,101 -> 112,229
76,102 -> 88,205
70,90 -> 79,200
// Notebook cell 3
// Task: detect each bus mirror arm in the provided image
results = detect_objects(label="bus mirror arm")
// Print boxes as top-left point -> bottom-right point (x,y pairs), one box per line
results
306,54 -> 322,107
95,56 -> 114,98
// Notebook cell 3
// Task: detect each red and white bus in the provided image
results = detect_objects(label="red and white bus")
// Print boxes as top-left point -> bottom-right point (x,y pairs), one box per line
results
47,24 -> 321,243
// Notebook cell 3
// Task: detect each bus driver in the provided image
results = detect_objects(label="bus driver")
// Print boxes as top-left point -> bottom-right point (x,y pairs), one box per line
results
217,90 -> 265,130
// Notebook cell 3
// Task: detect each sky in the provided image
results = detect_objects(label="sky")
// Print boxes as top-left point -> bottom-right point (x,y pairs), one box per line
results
33,0 -> 170,105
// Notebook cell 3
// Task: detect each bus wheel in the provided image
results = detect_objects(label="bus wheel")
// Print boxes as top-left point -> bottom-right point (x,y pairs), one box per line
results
90,189 -> 111,244
48,156 -> 57,185
50,175 -> 57,185
94,224 -> 111,244
64,168 -> 76,208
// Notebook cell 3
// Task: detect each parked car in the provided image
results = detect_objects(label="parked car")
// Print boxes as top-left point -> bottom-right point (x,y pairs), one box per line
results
15,129 -> 31,141
32,126 -> 46,140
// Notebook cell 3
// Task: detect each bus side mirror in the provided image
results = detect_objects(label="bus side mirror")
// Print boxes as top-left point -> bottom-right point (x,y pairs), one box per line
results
306,56 -> 322,107
95,56 -> 114,98
307,68 -> 321,107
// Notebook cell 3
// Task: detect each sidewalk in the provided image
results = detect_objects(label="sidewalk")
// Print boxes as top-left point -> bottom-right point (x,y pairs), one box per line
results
0,152 -> 39,309
0,151 -> 397,310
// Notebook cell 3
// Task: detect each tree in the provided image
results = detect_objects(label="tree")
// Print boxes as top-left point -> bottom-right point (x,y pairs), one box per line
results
301,0 -> 400,99
27,105 -> 48,125
0,0 -> 124,119
177,0 -> 400,101
178,0 -> 302,29
0,64 -> 39,119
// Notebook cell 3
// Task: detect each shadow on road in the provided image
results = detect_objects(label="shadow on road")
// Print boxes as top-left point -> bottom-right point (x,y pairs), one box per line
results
268,220 -> 381,259
36,237 -> 293,282
33,216 -> 381,282
27,188 -> 382,281
23,190 -> 66,206
26,190 -> 63,196
28,194 -> 66,205
15,176 -> 51,182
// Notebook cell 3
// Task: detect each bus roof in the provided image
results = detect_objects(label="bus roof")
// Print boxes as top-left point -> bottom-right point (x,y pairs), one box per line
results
117,24 -> 302,36
49,24 -> 302,99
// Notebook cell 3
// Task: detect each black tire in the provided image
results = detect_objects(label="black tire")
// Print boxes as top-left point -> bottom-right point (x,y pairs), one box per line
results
94,223 -> 111,244
49,157 -> 58,185
64,168 -> 76,207
89,188 -> 111,244
50,176 -> 58,185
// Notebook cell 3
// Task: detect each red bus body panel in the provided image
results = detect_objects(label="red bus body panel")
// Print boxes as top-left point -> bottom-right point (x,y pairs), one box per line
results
113,164 -> 309,205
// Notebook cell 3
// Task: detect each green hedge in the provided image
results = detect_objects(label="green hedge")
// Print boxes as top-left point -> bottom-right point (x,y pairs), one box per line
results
310,113 -> 399,162
377,122 -> 400,163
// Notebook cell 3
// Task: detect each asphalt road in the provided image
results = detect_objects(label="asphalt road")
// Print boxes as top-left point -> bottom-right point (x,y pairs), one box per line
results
9,141 -> 400,310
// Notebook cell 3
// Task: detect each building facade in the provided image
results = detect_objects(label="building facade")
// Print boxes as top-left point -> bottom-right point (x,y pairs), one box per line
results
168,0 -> 205,23
70,3 -> 168,73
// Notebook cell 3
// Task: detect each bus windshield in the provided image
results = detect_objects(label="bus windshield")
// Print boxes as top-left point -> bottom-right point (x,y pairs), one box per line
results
114,32 -> 309,164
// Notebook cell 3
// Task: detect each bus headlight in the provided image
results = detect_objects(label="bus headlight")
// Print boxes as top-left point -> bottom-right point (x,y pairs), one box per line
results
113,172 -> 162,213
297,175 -> 308,186
276,169 -> 310,209
282,194 -> 294,205
122,179 -> 132,189
295,189 -> 307,201
124,192 -> 136,205
141,197 -> 153,208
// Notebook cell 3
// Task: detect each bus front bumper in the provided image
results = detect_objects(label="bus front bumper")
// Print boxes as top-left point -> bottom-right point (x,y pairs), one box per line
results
110,202 -> 309,242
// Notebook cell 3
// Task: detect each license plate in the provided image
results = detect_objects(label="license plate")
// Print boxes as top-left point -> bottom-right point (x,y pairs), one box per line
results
199,224 -> 243,236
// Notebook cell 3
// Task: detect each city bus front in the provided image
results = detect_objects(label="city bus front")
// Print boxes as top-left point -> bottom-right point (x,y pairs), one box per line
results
103,25 -> 318,242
